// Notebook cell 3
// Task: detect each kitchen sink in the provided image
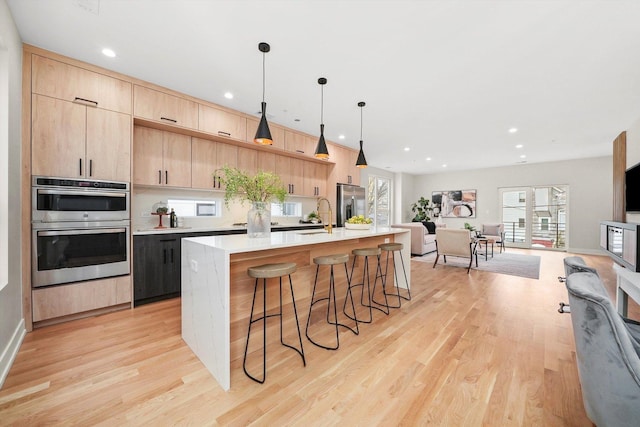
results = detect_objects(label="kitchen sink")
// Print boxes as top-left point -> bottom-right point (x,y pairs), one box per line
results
296,230 -> 328,235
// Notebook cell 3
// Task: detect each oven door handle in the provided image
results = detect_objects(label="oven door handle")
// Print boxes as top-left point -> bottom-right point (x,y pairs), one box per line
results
36,189 -> 127,198
37,228 -> 127,236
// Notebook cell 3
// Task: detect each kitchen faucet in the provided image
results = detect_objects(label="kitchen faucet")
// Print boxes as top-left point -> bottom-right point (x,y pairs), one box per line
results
316,197 -> 333,234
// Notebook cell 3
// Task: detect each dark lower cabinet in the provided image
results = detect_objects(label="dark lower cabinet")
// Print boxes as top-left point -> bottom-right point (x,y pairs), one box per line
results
133,235 -> 181,306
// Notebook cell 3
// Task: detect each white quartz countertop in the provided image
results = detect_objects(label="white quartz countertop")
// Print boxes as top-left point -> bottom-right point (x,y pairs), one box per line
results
183,226 -> 409,254
133,222 -> 324,236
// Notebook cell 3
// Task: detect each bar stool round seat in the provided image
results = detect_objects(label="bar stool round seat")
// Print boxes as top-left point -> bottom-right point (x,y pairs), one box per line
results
306,253 -> 359,350
243,262 -> 305,384
378,242 -> 403,252
346,247 -> 389,324
377,242 -> 411,308
314,253 -> 349,265
248,262 -> 297,278
352,247 -> 381,257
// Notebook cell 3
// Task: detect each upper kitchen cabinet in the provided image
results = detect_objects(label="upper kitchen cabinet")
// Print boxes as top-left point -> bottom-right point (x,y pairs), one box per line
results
276,155 -> 304,196
191,138 -> 238,190
133,127 -> 192,188
31,55 -> 132,114
284,130 -> 316,157
246,118 -> 285,150
133,85 -> 198,130
32,94 -> 131,181
304,161 -> 328,197
199,104 -> 247,140
328,143 -> 360,186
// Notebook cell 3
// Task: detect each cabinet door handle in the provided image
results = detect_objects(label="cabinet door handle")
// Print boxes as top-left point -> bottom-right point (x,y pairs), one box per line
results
165,170 -> 168,185
170,248 -> 174,263
160,117 -> 177,123
296,150 -> 304,154
73,97 -> 98,107
158,170 -> 162,185
218,131 -> 231,137
163,249 -> 167,264
213,176 -> 216,188
89,159 -> 93,177
79,158 -> 83,176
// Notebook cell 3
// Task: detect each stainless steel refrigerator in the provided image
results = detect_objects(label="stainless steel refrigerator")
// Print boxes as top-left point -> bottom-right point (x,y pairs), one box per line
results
336,183 -> 366,227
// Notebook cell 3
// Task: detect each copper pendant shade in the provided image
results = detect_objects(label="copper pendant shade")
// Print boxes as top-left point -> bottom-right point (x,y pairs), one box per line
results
254,42 -> 273,145
355,101 -> 368,168
314,77 -> 329,159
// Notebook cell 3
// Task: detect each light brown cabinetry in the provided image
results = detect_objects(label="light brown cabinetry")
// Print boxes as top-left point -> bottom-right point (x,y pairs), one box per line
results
199,104 -> 247,140
237,147 -> 258,175
191,138 -> 238,190
133,85 -> 198,129
246,118 -> 285,150
328,143 -> 360,186
32,94 -> 131,181
304,161 -> 328,197
276,156 -> 304,196
285,130 -> 316,157
32,275 -> 131,323
133,127 -> 191,188
32,55 -> 132,114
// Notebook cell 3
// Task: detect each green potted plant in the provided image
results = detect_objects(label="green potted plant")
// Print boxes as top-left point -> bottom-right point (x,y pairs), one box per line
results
216,166 -> 287,237
411,196 -> 432,222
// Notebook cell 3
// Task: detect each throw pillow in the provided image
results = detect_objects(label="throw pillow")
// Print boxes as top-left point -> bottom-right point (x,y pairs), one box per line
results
422,221 -> 436,234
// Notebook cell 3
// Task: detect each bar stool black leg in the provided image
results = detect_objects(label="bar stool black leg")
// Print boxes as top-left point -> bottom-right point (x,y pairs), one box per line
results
345,254 -> 388,324
243,277 -> 267,384
243,274 -> 305,384
306,264 -> 358,350
281,275 -> 306,365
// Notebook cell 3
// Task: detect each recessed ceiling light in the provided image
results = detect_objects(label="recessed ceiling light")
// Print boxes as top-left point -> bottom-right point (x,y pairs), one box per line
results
338,134 -> 345,140
520,154 -> 526,159
515,144 -> 523,149
224,92 -> 233,99
509,127 -> 518,133
426,157 -> 432,161
404,147 -> 410,152
101,48 -> 116,58
442,164 -> 447,168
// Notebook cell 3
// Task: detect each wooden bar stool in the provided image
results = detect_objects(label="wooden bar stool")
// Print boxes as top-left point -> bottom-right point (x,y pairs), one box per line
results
305,254 -> 359,350
243,262 -> 306,384
345,247 -> 389,324
375,242 -> 411,309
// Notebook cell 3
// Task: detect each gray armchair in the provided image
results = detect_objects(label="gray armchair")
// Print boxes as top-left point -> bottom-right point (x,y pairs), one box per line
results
564,271 -> 640,427
481,223 -> 505,253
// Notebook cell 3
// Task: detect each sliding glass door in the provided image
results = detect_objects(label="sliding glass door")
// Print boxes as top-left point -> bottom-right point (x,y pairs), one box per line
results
499,186 -> 567,250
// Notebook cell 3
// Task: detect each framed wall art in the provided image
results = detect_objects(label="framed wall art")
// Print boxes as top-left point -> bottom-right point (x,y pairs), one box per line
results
431,189 -> 476,218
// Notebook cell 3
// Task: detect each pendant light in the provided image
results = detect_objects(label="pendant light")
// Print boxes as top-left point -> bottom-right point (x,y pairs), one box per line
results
314,77 -> 329,159
355,101 -> 368,168
254,42 -> 273,145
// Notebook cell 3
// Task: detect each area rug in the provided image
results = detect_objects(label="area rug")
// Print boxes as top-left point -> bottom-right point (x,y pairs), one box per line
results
413,252 -> 541,279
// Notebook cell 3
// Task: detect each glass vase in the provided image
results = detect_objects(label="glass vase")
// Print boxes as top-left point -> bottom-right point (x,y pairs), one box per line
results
247,201 -> 271,238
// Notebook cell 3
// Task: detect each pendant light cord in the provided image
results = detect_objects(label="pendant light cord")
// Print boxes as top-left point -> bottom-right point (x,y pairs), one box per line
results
320,84 -> 324,124
262,51 -> 266,103
360,105 -> 363,140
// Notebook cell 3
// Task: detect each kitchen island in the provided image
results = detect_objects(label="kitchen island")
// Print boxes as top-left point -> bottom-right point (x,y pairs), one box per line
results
181,226 -> 410,390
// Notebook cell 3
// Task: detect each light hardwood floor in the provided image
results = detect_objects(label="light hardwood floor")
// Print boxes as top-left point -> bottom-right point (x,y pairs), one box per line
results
0,249 -> 632,426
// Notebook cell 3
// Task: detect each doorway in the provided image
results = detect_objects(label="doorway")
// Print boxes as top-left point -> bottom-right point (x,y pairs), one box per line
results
499,186 -> 567,250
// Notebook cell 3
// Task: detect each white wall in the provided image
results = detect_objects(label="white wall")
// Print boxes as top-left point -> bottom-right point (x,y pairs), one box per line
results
0,0 -> 26,387
410,156 -> 612,253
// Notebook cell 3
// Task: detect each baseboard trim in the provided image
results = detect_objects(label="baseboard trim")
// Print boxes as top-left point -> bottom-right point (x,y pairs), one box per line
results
568,248 -> 607,256
0,318 -> 26,388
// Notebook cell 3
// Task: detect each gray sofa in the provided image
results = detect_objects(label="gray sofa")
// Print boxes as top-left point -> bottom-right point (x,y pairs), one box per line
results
563,266 -> 640,427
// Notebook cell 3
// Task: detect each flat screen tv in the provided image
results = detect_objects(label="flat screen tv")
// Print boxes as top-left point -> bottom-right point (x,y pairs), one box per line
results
626,161 -> 640,212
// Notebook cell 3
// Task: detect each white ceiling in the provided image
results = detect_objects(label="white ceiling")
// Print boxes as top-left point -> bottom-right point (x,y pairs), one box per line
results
7,0 -> 640,174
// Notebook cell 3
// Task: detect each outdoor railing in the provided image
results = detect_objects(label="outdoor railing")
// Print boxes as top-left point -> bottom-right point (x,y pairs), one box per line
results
503,221 -> 566,249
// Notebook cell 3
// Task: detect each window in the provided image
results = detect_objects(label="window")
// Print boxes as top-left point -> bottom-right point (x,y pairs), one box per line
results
271,202 -> 302,217
368,175 -> 392,226
519,218 -> 525,228
541,218 -> 549,231
168,199 -> 221,218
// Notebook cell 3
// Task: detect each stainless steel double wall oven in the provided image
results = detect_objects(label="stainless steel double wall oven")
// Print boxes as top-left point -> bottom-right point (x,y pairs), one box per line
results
31,176 -> 131,288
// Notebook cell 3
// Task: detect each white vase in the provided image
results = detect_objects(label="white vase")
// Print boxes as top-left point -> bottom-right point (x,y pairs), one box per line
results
247,202 -> 271,238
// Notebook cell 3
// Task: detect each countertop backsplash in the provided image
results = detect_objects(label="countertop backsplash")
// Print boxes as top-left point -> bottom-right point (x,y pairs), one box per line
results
132,187 -> 322,232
